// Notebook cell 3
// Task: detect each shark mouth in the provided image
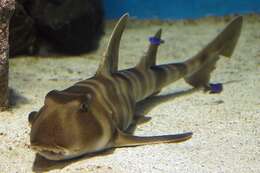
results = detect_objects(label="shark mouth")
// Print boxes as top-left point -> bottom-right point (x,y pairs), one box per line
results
30,145 -> 86,160
31,145 -> 68,160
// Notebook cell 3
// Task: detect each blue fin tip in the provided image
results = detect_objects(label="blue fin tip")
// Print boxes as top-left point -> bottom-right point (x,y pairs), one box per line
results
149,37 -> 164,45
209,83 -> 223,94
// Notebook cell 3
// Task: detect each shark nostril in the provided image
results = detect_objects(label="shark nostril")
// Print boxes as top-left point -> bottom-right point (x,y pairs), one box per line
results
30,146 -> 36,150
30,140 -> 39,147
30,138 -> 40,147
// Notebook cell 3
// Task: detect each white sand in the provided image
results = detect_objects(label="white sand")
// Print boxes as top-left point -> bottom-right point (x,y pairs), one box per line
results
0,15 -> 259,173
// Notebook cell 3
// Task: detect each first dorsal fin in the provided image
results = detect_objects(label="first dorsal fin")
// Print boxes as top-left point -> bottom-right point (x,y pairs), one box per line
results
137,29 -> 162,69
96,13 -> 129,76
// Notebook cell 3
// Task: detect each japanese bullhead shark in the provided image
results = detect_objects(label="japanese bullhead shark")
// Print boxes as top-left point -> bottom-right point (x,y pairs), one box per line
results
28,14 -> 242,160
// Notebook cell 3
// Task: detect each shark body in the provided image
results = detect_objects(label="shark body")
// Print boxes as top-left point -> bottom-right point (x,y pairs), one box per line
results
29,14 -> 242,160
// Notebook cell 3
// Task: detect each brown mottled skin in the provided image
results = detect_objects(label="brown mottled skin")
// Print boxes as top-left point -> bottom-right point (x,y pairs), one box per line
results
28,14 -> 243,160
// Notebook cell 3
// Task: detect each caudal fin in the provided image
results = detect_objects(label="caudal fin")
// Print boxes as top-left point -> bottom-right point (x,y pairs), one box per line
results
184,16 -> 243,89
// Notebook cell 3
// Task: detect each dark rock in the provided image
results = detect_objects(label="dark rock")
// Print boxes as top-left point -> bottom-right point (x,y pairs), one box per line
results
0,0 -> 15,111
9,2 -> 37,56
10,0 -> 104,56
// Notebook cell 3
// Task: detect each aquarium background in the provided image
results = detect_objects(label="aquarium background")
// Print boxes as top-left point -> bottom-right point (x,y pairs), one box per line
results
104,0 -> 260,19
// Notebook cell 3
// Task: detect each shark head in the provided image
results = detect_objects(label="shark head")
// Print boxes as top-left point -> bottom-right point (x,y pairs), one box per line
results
29,89 -> 111,160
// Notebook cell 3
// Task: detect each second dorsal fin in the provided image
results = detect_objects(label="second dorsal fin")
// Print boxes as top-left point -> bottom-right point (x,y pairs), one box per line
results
96,13 -> 129,76
137,29 -> 162,69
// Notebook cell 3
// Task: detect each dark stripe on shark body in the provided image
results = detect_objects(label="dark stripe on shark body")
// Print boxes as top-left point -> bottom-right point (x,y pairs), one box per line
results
112,75 -> 134,128
120,70 -> 141,101
150,65 -> 169,90
145,63 -> 188,92
130,68 -> 149,99
75,80 -> 116,122
97,75 -> 132,129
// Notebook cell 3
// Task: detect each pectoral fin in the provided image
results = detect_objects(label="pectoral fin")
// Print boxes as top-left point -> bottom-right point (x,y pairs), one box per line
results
125,116 -> 152,134
134,115 -> 152,125
114,129 -> 192,147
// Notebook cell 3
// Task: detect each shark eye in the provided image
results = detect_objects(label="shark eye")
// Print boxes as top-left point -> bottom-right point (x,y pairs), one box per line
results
80,94 -> 92,112
80,103 -> 89,112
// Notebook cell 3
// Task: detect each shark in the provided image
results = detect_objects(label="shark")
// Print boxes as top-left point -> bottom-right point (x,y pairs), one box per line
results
28,14 -> 243,161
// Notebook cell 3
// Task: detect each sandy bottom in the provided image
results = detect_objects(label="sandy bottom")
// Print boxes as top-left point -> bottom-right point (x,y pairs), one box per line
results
0,15 -> 259,173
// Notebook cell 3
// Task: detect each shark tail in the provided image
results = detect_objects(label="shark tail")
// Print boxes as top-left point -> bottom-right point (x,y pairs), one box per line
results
184,16 -> 243,89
